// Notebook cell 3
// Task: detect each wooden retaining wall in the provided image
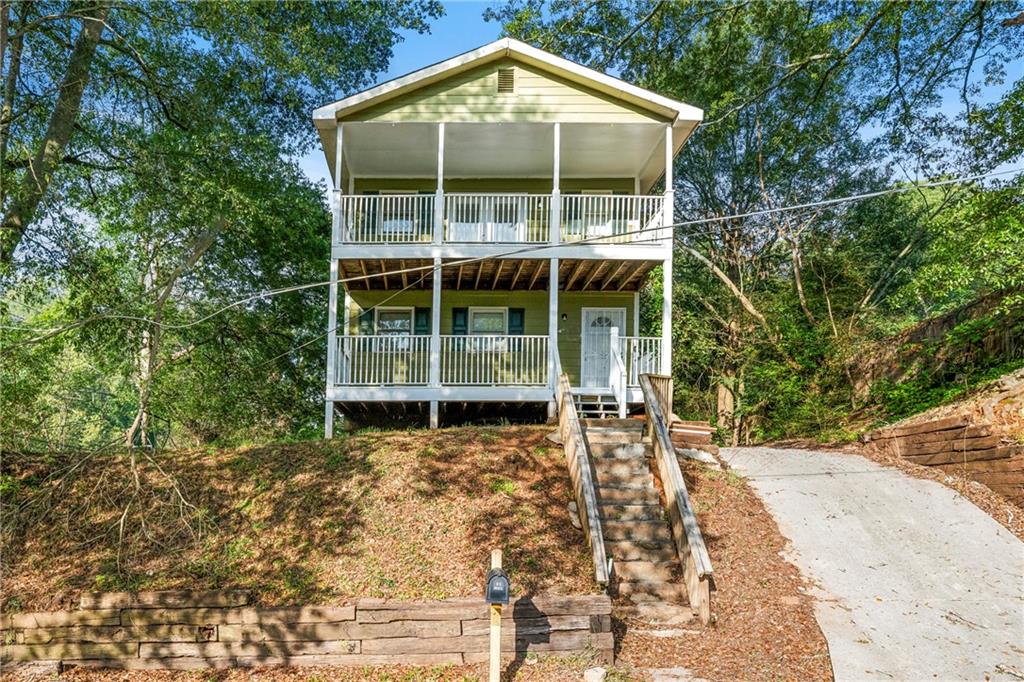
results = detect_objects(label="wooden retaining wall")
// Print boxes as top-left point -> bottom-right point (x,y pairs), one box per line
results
0,590 -> 613,672
865,415 -> 1023,506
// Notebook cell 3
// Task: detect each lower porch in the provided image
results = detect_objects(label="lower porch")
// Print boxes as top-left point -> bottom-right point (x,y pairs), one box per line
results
327,287 -> 663,426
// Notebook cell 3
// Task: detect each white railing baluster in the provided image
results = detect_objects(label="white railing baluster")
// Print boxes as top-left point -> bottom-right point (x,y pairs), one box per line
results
336,195 -> 434,244
437,336 -> 548,386
443,194 -> 550,243
559,195 -> 665,243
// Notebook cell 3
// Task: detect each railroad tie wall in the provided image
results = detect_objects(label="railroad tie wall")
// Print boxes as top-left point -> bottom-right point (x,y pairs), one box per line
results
0,590 -> 613,672
865,415 -> 1023,506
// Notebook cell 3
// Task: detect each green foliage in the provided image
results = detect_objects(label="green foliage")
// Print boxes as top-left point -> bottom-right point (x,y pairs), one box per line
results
1,1 -> 442,449
491,0 -> 1023,442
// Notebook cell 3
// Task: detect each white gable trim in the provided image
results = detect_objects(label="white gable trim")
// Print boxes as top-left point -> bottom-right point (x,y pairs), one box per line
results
312,38 -> 703,127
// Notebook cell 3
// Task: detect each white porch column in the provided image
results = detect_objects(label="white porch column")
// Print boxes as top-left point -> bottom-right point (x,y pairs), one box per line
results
548,257 -> 559,420
434,122 -> 445,244
549,122 -> 561,244
429,256 -> 442,428
661,124 -> 674,376
325,123 -> 344,438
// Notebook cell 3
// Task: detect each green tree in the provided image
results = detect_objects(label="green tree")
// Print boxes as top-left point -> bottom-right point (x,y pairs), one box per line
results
490,0 -> 1023,441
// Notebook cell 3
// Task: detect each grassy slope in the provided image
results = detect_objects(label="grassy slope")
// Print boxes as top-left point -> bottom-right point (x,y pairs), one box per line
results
1,426 -> 596,612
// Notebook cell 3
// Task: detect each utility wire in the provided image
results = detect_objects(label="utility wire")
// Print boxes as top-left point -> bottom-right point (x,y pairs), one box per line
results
4,166 -> 1019,345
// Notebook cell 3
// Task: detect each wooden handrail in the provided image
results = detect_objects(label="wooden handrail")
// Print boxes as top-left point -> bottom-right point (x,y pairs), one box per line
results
556,373 -> 610,585
639,373 -> 713,624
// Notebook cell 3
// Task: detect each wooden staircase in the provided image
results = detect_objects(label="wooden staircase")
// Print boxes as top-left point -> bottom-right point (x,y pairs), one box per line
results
574,392 -> 620,419
582,419 -> 693,617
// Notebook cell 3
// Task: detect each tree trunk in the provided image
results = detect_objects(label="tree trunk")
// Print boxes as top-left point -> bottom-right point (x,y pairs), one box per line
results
0,0 -> 27,205
1,2 -> 110,266
126,254 -> 158,449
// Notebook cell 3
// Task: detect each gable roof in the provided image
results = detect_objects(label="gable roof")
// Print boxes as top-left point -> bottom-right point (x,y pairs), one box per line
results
312,38 -> 703,128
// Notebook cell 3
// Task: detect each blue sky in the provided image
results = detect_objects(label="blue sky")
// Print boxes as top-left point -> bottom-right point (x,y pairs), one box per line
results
299,2 -> 1022,188
299,2 -> 498,186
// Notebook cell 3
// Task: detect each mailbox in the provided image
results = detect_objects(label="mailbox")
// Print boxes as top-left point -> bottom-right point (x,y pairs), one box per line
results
484,567 -> 510,605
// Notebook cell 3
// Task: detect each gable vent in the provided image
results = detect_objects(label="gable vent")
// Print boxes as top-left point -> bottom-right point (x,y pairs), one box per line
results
497,67 -> 515,94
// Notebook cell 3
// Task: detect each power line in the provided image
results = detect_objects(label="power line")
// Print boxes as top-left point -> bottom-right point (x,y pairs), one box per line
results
4,165 -> 1019,345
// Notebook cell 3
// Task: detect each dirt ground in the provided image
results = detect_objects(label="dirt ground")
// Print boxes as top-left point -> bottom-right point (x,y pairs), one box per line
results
2,428 -> 832,681
1,426 -> 596,612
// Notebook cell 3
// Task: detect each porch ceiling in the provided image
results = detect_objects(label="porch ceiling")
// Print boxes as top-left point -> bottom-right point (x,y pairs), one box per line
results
339,258 -> 658,292
338,121 -> 667,190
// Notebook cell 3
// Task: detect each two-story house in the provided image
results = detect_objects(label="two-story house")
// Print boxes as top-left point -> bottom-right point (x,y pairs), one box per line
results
313,38 -> 702,433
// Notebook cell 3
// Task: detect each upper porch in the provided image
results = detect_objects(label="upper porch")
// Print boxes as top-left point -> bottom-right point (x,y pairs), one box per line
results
328,119 -> 678,257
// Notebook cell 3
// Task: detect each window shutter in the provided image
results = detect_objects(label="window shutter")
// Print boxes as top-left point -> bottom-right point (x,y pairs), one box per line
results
452,307 -> 468,335
508,308 -> 525,335
357,307 -> 374,335
414,307 -> 431,335
418,190 -> 433,235
563,190 -> 581,221
362,190 -> 379,236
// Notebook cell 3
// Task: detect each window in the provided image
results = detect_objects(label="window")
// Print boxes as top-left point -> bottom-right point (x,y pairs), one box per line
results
469,307 -> 508,335
375,308 -> 413,336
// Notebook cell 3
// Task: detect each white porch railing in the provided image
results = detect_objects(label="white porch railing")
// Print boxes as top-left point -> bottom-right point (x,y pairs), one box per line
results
620,336 -> 662,386
337,335 -> 431,385
338,194 -> 434,243
560,194 -> 665,243
440,335 -> 549,385
332,192 -> 669,245
444,193 -> 550,243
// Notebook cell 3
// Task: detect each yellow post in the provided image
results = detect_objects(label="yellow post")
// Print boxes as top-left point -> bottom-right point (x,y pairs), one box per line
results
489,548 -> 502,682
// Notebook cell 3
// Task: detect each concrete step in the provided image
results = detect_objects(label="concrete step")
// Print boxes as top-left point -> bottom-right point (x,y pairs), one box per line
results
617,580 -> 688,603
590,442 -> 650,459
597,486 -> 660,505
599,503 -> 664,522
614,560 -> 678,582
607,541 -> 678,563
603,520 -> 673,543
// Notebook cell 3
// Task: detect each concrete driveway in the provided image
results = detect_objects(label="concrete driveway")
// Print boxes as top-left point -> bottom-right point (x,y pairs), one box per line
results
721,446 -> 1024,682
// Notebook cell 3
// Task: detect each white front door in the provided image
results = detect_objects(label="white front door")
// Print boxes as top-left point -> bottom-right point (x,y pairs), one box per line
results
581,308 -> 626,389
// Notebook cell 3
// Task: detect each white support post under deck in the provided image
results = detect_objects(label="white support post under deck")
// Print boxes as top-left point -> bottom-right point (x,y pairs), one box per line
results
325,123 -> 343,439
548,256 -> 559,420
429,256 -> 442,428
661,124 -> 674,377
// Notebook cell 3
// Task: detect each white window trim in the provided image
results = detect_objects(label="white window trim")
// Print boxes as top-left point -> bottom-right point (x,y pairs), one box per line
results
468,306 -> 508,335
374,306 -> 415,335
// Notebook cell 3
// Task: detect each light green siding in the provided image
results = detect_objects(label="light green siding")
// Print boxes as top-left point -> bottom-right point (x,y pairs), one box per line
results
344,288 -> 637,386
352,177 -> 636,194
344,59 -> 668,124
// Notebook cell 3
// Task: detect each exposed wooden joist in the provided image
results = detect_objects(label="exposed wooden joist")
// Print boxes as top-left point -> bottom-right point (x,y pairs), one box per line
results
491,260 -> 505,290
456,264 -> 463,290
528,260 -> 545,290
474,262 -> 484,289
602,261 -> 628,290
400,260 -> 408,289
565,260 -> 589,290
616,261 -> 647,291
359,261 -> 369,290
508,260 -> 527,289
580,261 -> 606,291
379,259 -> 388,290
